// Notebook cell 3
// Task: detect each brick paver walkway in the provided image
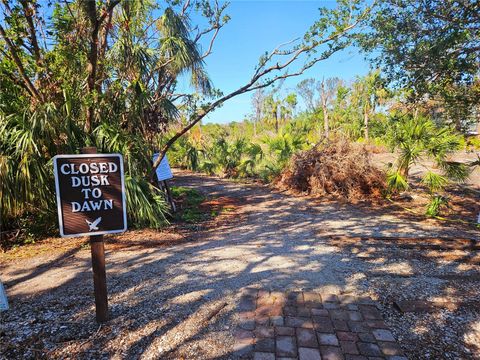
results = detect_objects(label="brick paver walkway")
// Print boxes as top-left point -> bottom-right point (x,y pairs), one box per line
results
234,289 -> 407,360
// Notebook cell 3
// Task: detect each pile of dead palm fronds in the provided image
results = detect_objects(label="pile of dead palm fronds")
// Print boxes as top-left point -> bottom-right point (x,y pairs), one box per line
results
278,139 -> 386,200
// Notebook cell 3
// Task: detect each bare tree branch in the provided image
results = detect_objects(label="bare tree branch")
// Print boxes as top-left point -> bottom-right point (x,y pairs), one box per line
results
194,26 -> 216,43
20,0 -> 42,66
200,25 -> 220,59
194,0 -> 228,59
83,0 -> 122,133
0,24 -> 43,102
181,0 -> 191,17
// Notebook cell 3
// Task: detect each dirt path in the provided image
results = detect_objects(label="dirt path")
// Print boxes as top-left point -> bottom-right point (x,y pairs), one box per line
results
1,170 -> 479,359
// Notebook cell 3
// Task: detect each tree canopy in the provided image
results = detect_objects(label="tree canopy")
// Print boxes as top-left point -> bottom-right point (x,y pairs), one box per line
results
361,0 -> 480,130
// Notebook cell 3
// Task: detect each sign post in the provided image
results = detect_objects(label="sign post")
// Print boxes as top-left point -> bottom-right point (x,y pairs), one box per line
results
81,147 -> 107,323
53,148 -> 127,323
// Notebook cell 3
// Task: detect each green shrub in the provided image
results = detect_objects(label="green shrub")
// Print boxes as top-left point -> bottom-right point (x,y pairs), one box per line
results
170,186 -> 206,223
385,115 -> 470,216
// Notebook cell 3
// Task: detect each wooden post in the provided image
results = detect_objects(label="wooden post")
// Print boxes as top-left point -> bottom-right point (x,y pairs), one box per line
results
163,180 -> 177,213
81,146 -> 108,323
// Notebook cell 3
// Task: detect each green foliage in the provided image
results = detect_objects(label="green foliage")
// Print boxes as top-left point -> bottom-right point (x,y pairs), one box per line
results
0,0 -> 225,237
125,175 -> 169,228
386,171 -> 409,194
422,172 -> 448,193
425,195 -> 449,217
261,126 -> 308,178
0,104 -> 78,228
385,115 -> 471,215
200,160 -> 217,175
385,115 -> 468,176
213,138 -> 248,177
0,103 -> 170,233
171,186 -> 205,204
2,212 -> 58,250
169,116 -> 313,181
361,0 -> 480,130
238,143 -> 264,177
170,186 -> 206,223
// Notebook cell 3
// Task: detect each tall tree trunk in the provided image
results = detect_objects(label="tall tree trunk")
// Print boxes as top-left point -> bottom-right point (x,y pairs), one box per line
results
76,1 -> 122,134
274,108 -> 279,133
82,0 -> 121,134
254,107 -> 259,136
96,9 -> 114,94
364,106 -> 369,141
322,100 -> 329,138
320,79 -> 329,138
84,1 -> 99,134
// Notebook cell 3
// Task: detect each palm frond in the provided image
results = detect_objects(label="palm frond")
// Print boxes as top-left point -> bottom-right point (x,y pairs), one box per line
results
425,195 -> 449,217
422,171 -> 448,193
439,161 -> 471,182
386,170 -> 409,193
125,175 -> 169,228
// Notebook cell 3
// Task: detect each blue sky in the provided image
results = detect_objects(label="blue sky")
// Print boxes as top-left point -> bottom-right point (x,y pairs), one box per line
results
190,0 -> 372,124
0,1 -> 371,124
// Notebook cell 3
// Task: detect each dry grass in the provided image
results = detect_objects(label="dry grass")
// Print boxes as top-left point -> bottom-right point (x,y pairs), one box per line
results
278,138 -> 386,200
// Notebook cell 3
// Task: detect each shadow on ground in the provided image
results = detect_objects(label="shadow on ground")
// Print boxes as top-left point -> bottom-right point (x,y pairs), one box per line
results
1,170 -> 479,359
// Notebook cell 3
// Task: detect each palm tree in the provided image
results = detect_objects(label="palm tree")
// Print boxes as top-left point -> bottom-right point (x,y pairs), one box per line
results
263,94 -> 281,133
386,114 -> 470,216
351,70 -> 387,141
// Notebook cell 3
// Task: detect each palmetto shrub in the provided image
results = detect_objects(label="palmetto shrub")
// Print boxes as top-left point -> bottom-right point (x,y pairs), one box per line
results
385,115 -> 470,216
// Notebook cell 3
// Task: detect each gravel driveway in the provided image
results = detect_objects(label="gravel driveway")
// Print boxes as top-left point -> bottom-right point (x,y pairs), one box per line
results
1,170 -> 479,359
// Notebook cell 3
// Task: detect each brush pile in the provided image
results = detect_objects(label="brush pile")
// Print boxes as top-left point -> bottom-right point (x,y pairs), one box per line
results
278,139 -> 386,200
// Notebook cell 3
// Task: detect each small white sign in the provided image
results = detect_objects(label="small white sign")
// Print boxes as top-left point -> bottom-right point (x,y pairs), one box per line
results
0,281 -> 9,311
153,154 -> 173,181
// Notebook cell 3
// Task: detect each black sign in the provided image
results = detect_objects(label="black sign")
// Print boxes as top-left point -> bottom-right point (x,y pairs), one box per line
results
53,154 -> 127,237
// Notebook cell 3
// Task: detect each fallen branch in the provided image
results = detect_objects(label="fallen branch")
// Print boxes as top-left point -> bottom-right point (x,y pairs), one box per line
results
203,301 -> 228,324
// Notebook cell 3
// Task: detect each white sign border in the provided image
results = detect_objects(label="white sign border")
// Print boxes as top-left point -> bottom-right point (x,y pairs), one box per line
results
53,153 -> 128,238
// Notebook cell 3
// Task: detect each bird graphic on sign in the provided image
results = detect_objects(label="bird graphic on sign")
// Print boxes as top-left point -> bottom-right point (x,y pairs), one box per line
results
86,217 -> 102,231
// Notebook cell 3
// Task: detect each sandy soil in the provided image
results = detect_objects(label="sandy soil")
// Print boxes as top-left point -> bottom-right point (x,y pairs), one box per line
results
1,169 -> 479,359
